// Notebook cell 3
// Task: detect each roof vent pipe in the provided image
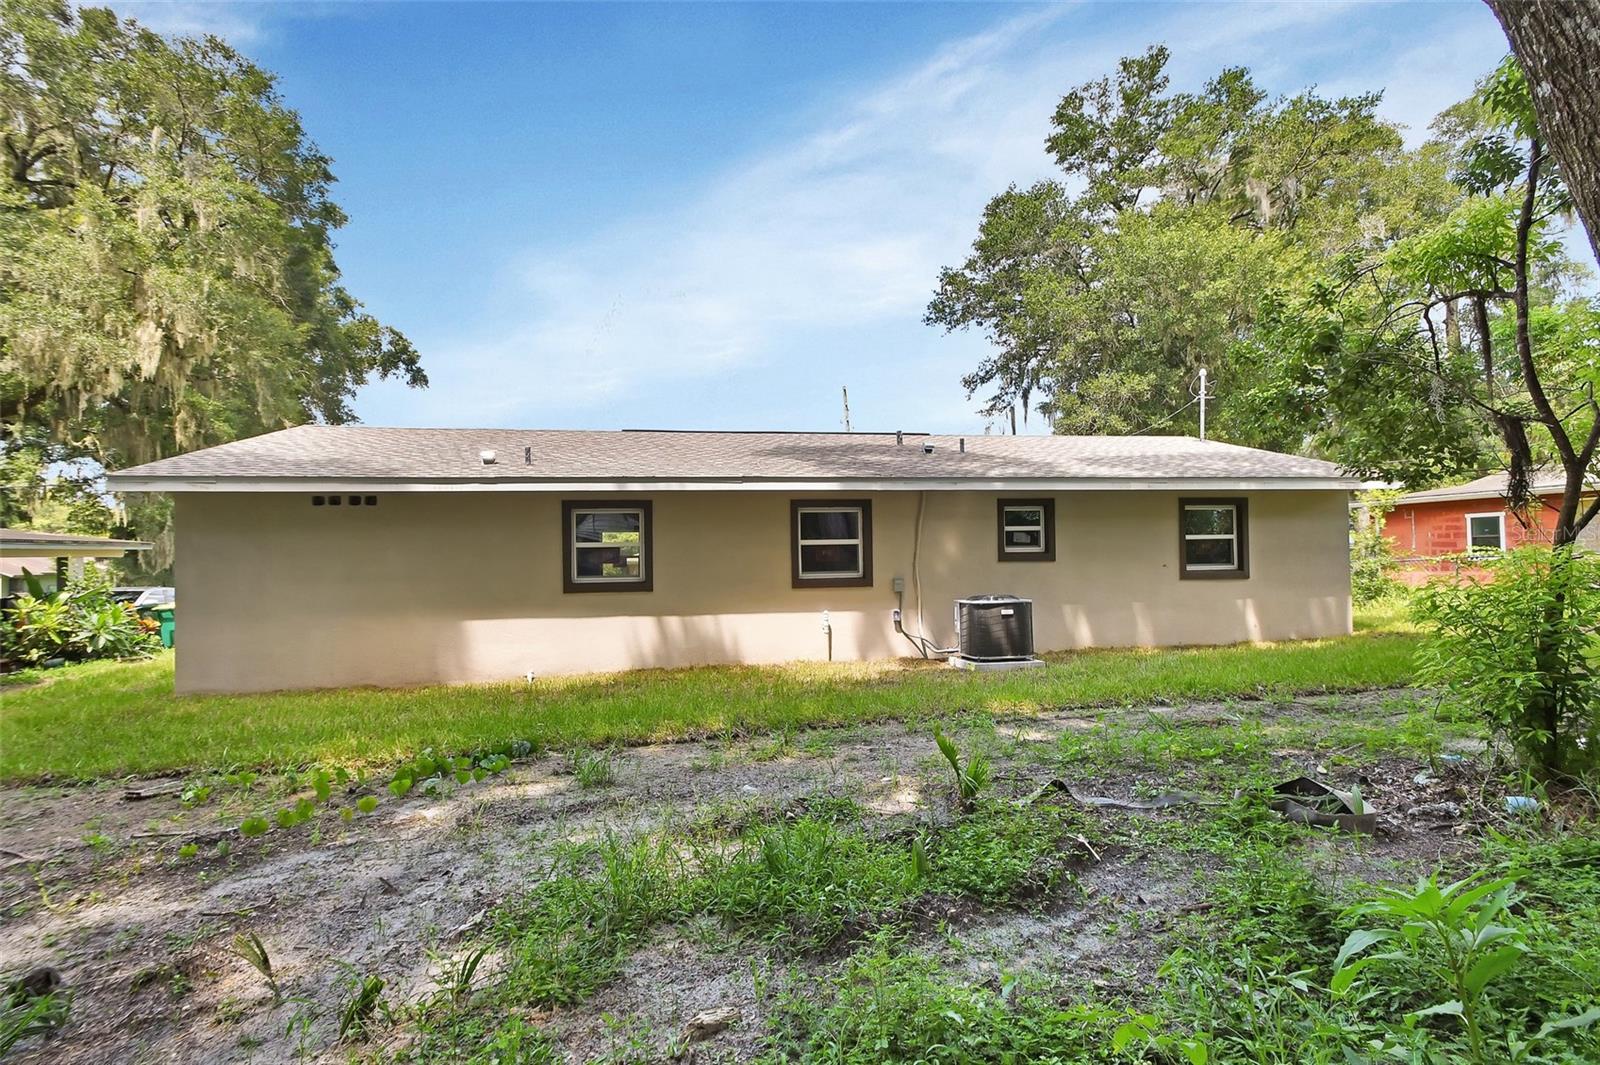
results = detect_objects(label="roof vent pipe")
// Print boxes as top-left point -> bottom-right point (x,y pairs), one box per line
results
896,430 -> 903,446
480,449 -> 497,465
959,438 -> 966,453
524,446 -> 532,465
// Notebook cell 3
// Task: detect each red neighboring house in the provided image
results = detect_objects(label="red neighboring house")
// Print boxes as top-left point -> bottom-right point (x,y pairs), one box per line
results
1382,470 -> 1599,582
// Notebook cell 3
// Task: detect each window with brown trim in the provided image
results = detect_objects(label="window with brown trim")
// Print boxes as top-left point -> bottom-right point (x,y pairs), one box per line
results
1178,498 -> 1249,579
997,499 -> 1055,561
562,500 -> 653,592
790,499 -> 872,588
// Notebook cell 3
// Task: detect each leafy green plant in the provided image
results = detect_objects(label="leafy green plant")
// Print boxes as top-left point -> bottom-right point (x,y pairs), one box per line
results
694,818 -> 916,949
230,932 -> 282,1004
1333,874 -> 1527,1062
1112,1012 -> 1210,1064
907,836 -> 930,887
1414,546 -> 1600,779
0,563 -> 157,668
932,725 -> 991,808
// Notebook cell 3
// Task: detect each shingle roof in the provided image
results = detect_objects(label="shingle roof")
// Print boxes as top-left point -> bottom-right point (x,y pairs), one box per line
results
106,425 -> 1356,488
1398,469 -> 1597,505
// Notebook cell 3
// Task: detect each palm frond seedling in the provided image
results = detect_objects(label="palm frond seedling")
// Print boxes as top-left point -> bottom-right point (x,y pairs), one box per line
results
337,972 -> 386,1042
907,836 -> 931,887
447,944 -> 492,1005
933,725 -> 992,808
230,932 -> 282,1004
1,967 -> 70,1056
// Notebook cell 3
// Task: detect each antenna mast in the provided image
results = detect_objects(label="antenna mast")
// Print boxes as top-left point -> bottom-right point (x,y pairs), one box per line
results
1192,368 -> 1213,441
841,387 -> 852,433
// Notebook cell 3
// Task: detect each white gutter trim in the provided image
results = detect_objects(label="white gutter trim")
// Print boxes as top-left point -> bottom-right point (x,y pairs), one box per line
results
106,475 -> 1363,493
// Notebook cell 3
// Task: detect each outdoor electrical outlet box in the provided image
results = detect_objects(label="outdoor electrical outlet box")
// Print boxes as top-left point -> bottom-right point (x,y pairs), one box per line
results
891,576 -> 905,593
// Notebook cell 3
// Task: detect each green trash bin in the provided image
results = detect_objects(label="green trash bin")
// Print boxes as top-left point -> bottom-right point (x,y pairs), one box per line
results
149,605 -> 175,648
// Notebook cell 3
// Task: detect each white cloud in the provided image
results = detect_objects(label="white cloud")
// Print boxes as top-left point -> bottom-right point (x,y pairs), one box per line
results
363,1 -> 1521,431
98,1 -> 270,44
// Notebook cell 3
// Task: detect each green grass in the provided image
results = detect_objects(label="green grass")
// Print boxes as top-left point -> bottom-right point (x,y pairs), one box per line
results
0,616 -> 1421,781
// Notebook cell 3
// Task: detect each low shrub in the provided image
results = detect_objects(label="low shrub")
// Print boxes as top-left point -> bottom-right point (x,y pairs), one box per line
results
1,563 -> 157,669
1414,546 -> 1600,779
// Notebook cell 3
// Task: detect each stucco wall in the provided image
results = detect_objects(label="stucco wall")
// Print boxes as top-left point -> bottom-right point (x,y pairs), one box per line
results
173,489 -> 1352,692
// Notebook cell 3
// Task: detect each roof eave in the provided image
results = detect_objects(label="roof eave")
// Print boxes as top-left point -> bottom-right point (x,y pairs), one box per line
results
105,474 -> 1363,493
0,539 -> 153,557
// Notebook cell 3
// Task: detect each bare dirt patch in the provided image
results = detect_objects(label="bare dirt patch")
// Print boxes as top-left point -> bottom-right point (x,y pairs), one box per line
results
0,688 -> 1493,1063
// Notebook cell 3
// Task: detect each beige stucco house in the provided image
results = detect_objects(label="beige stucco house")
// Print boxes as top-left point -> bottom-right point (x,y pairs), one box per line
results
107,427 -> 1358,693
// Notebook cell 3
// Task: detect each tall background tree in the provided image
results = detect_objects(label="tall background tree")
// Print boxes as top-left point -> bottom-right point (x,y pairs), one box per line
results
930,47 -> 1597,502
1246,59 -> 1596,543
0,0 -> 424,564
1486,0 -> 1600,265
926,46 -> 1474,467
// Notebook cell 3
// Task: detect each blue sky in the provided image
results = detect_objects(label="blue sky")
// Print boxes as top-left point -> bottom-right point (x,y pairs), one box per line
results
115,1 -> 1529,435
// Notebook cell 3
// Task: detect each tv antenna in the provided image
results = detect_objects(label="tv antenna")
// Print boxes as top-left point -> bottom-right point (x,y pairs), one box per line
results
1190,367 -> 1214,440
841,386 -> 852,433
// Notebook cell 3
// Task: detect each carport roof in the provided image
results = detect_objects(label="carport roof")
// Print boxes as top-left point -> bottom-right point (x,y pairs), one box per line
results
0,529 -> 152,557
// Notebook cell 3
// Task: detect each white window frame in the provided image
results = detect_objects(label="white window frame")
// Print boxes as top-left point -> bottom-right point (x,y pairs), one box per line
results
796,505 -> 864,580
1000,504 -> 1047,555
1464,511 -> 1506,555
571,506 -> 647,585
1182,503 -> 1240,572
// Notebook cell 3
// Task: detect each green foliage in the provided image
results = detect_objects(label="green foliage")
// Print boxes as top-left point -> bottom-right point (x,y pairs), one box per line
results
493,834 -> 683,1004
0,562 -> 157,668
1414,547 -> 1600,779
928,43 -> 1439,443
0,628 -> 1420,781
760,939 -> 1121,1063
0,0 -> 425,543
923,801 -> 1084,902
1334,874 -> 1534,1063
0,986 -> 69,1056
570,748 -> 616,789
1351,489 -> 1407,605
1241,54 -> 1598,517
693,817 -> 915,947
1144,806 -> 1600,1065
932,725 -> 991,807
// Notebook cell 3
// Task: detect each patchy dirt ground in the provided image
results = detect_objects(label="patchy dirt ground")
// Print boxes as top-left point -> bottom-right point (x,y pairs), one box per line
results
0,688 -> 1497,1064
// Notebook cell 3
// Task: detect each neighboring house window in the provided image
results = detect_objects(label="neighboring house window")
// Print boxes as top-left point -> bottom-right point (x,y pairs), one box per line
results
1465,511 -> 1506,554
562,500 -> 653,592
1179,498 -> 1249,579
791,500 -> 872,588
997,499 -> 1055,561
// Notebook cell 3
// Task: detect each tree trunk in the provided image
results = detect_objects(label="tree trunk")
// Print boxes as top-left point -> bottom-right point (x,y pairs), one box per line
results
1486,0 -> 1600,265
